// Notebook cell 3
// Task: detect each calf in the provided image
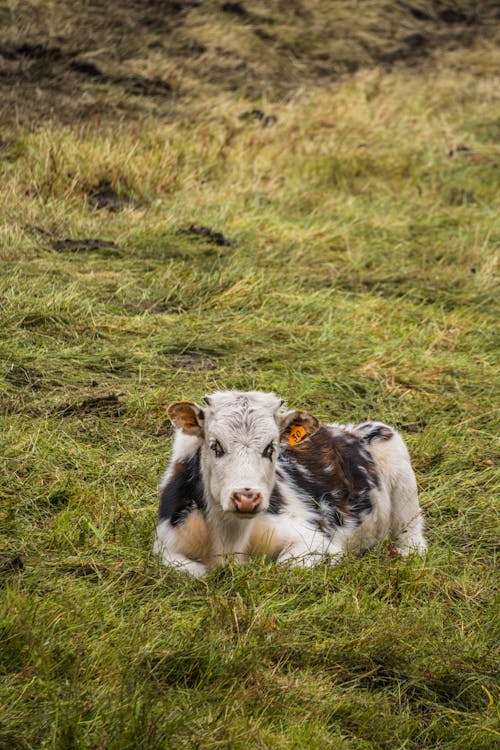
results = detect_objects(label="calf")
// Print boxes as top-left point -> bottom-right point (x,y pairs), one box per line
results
153,390 -> 426,576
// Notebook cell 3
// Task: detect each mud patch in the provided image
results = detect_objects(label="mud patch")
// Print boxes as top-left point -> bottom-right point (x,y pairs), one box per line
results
0,42 -> 173,96
4,364 -> 45,390
438,8 -> 469,24
88,180 -> 134,211
239,108 -> 277,126
47,487 -> 72,509
164,344 -> 224,371
0,554 -> 25,576
397,423 -> 425,434
69,59 -> 102,78
0,42 -> 66,64
221,2 -> 273,25
136,0 -> 201,26
113,74 -> 172,97
0,43 -> 77,86
69,57 -> 173,97
221,2 -> 249,17
56,393 -> 126,418
1,3 -> 497,127
51,237 -> 122,255
178,224 -> 236,247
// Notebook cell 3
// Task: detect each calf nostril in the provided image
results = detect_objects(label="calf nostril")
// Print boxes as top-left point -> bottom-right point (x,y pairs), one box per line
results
231,489 -> 262,513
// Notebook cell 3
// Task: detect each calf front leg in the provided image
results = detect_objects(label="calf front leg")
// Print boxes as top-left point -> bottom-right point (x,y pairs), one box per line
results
153,516 -> 209,577
274,521 -> 345,568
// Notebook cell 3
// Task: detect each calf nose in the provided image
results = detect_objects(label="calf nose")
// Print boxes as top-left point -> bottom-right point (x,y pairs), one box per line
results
231,489 -> 262,514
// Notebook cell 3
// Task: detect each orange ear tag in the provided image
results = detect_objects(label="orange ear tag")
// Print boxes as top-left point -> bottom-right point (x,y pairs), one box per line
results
289,425 -> 307,446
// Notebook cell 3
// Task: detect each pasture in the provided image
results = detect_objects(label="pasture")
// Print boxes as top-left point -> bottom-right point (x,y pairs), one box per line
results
1,2 -> 499,747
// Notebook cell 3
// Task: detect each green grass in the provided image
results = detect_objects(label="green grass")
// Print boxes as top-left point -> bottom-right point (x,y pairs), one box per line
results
1,2 -> 499,748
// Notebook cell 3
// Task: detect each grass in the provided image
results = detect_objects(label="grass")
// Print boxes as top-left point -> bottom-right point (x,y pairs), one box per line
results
1,2 -> 499,748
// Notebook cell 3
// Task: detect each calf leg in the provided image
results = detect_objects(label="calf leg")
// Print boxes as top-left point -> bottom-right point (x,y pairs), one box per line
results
154,514 -> 210,577
274,521 -> 344,568
394,509 -> 427,556
390,463 -> 427,555
366,428 -> 427,556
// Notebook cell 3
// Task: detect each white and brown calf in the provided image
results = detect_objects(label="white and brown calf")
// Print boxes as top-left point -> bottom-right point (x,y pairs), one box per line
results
153,390 -> 426,576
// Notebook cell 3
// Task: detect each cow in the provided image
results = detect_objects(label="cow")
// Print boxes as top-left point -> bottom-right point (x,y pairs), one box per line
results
153,390 -> 427,576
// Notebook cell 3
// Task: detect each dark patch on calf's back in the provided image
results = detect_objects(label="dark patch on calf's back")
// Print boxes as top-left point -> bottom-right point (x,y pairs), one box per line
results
358,422 -> 394,444
159,449 -> 205,526
280,426 -> 379,522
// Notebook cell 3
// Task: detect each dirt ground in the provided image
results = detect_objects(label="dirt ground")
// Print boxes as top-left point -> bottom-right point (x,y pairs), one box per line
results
1,1 -> 498,130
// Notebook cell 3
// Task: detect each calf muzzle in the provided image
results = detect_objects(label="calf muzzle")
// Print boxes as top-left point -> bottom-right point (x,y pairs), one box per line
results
231,489 -> 262,514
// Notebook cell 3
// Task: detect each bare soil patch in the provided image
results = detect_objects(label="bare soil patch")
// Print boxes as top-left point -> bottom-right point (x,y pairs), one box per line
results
51,238 -> 122,254
1,1 -> 497,128
56,393 -> 127,418
178,224 -> 236,247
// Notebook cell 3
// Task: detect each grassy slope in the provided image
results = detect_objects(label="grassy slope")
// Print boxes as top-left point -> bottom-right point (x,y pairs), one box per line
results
1,2 -> 499,748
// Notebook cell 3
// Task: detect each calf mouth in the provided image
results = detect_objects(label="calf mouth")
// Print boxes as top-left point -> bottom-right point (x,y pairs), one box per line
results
232,505 -> 262,518
229,489 -> 263,516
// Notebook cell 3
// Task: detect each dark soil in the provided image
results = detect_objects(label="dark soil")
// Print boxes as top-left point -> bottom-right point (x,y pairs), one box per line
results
56,394 -> 127,418
4,364 -> 45,390
87,180 -> 134,211
51,238 -> 121,253
178,224 -> 236,247
0,1 -> 497,128
239,109 -> 277,126
0,554 -> 25,576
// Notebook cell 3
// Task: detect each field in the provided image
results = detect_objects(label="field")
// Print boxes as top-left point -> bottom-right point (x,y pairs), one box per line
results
1,2 -> 499,748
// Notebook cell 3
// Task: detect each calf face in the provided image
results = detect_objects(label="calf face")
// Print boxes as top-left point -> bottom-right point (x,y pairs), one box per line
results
168,390 -> 318,517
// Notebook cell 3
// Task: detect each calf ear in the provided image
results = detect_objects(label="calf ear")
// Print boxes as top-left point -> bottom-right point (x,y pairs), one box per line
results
168,401 -> 204,435
279,409 -> 319,446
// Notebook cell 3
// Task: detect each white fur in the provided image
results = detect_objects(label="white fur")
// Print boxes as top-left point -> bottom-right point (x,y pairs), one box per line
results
266,478 -> 348,566
200,390 -> 282,513
364,429 -> 427,555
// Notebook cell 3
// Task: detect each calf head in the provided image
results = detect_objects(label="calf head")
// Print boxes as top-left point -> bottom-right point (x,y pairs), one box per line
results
168,390 -> 318,517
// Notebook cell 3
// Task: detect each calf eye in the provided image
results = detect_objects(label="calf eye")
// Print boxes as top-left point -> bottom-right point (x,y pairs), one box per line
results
263,443 -> 275,460
210,440 -> 225,458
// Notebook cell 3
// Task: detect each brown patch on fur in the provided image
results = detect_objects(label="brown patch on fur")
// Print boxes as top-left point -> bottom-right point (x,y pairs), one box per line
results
374,426 -> 393,441
248,516 -> 288,560
284,425 -> 378,518
175,510 -> 211,564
